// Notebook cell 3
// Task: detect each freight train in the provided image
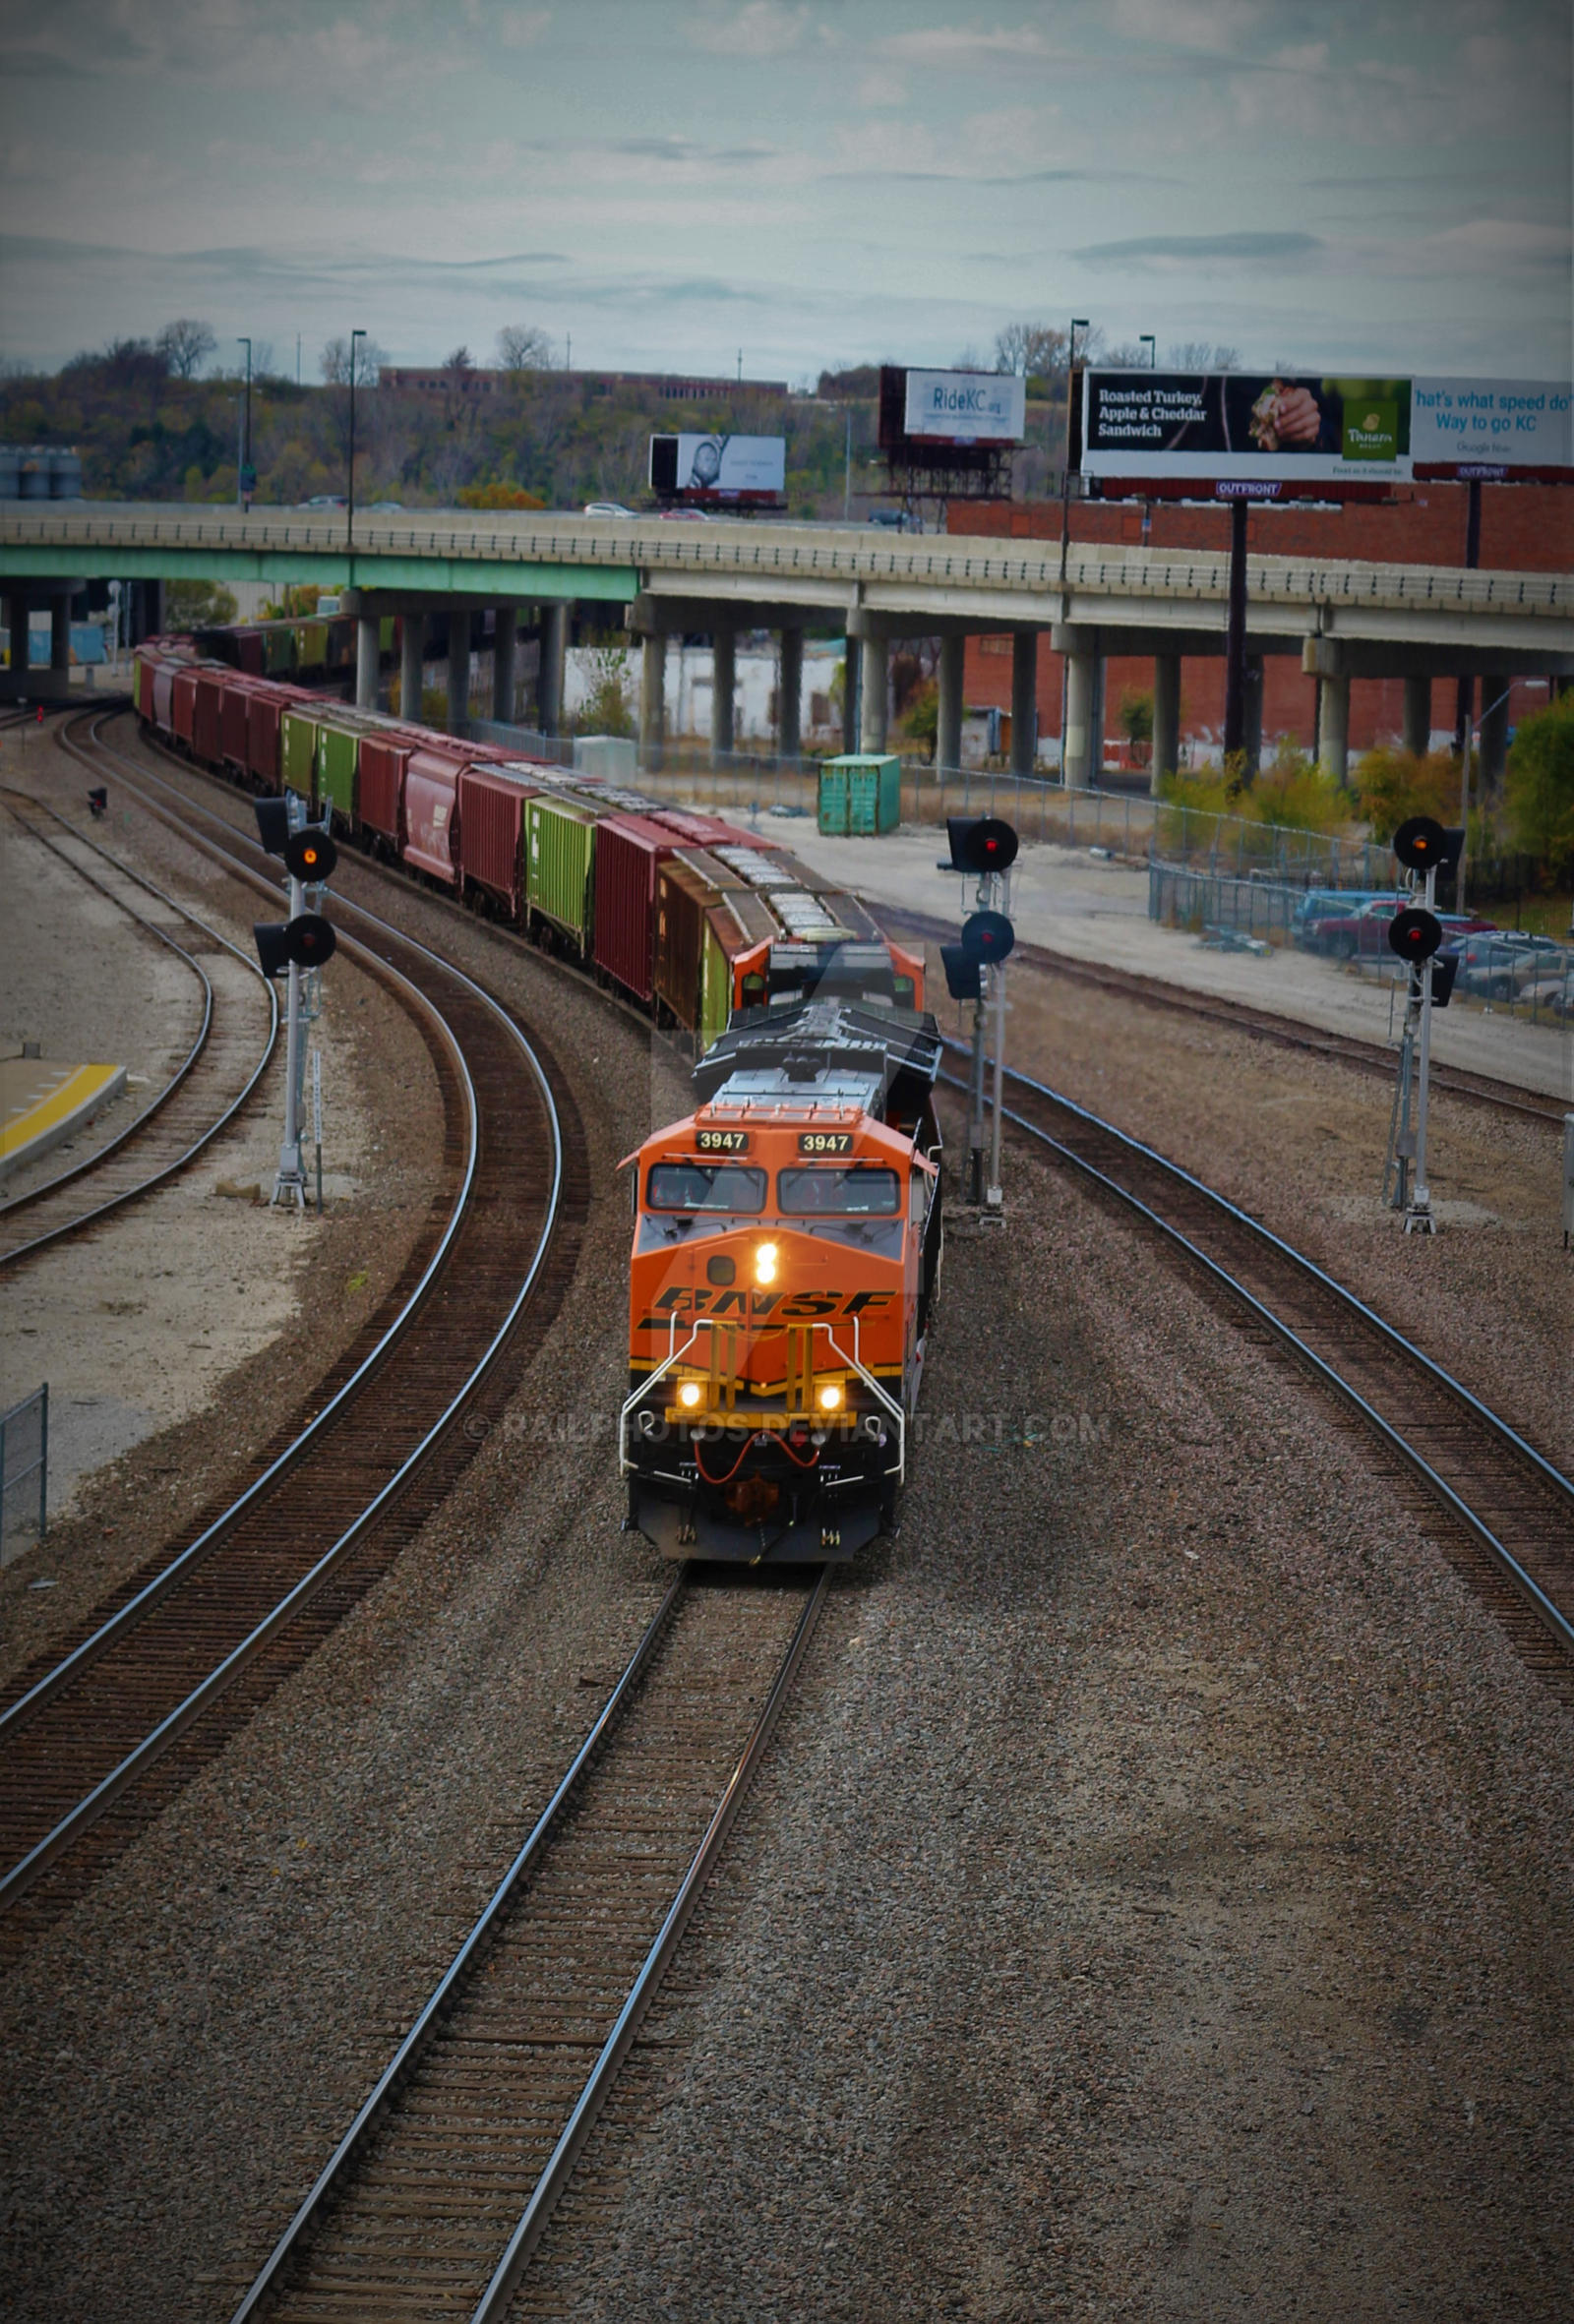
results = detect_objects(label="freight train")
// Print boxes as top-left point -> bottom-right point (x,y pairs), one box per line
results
132,635 -> 940,1559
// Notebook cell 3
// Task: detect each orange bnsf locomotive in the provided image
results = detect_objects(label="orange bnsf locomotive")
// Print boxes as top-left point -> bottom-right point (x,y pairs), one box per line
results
621,973 -> 943,1563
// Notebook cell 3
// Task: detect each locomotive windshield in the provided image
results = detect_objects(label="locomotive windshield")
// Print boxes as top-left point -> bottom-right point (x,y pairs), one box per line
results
777,1165 -> 901,1215
646,1162 -> 767,1213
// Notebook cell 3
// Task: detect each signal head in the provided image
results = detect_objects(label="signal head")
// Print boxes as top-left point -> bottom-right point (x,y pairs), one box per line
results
254,798 -> 291,856
286,912 -> 336,968
959,908 -> 1016,966
939,942 -> 982,1003
946,815 -> 1019,875
283,826 -> 338,883
1392,814 -> 1463,875
1388,905 -> 1442,963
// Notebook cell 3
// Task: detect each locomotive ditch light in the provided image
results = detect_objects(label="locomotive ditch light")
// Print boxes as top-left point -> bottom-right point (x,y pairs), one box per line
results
754,1241 -> 779,1285
959,908 -> 1016,966
255,798 -> 291,856
939,942 -> 983,1002
677,1381 -> 703,1410
946,815 -> 1019,875
1392,815 -> 1464,876
284,826 -> 338,883
817,1383 -> 843,1412
1388,906 -> 1442,964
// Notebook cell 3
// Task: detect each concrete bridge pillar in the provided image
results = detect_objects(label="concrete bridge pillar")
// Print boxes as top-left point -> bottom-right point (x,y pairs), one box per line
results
355,615 -> 380,710
1318,672 -> 1351,786
399,612 -> 424,723
1063,647 -> 1103,790
1010,630 -> 1038,776
5,593 -> 28,676
493,604 -> 517,724
842,635 -> 861,754
938,633 -> 964,774
51,597 -> 71,674
860,632 -> 889,752
640,630 -> 666,766
446,606 -> 471,735
1152,651 -> 1180,796
777,626 -> 803,760
1479,675 -> 1510,793
711,626 -> 736,759
539,602 -> 567,737
1403,675 -> 1431,757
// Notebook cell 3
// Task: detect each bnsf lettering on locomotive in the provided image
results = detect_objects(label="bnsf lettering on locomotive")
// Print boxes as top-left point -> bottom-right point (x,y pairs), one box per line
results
635,1287 -> 891,1330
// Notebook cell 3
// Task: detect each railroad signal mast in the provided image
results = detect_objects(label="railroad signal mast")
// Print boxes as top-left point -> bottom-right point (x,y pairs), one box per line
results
253,798 -> 338,1210
938,816 -> 1018,1214
1384,814 -> 1463,1234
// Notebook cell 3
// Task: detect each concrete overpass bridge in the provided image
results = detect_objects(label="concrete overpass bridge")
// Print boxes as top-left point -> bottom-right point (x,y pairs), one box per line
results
4,503 -> 1570,783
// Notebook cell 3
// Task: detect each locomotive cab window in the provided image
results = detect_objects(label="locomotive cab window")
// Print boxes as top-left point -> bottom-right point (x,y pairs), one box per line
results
646,1162 -> 766,1213
777,1165 -> 901,1215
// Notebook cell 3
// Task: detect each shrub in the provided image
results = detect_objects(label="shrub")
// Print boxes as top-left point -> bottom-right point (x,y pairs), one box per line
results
1353,745 -> 1463,844
456,481 -> 546,509
1504,691 -> 1574,869
164,578 -> 238,629
1159,745 -> 1350,835
575,643 -> 636,739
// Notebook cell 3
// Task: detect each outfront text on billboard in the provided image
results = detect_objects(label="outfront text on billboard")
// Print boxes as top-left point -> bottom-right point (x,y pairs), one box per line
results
903,370 -> 1026,447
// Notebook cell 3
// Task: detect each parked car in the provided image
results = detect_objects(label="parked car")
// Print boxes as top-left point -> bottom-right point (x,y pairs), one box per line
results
1292,889 -> 1403,948
1305,897 -> 1496,960
1518,968 -> 1574,1018
1451,932 -> 1568,999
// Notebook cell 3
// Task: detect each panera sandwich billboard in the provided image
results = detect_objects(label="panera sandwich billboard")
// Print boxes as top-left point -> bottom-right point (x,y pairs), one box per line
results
1080,369 -> 1572,494
903,369 -> 1026,447
1080,370 -> 1413,492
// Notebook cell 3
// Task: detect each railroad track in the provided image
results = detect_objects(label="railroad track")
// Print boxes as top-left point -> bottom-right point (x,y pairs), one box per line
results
229,1566 -> 824,2322
0,784 -> 278,1263
892,906 -> 1567,1127
948,1053 -> 1574,1697
0,713 -> 587,1954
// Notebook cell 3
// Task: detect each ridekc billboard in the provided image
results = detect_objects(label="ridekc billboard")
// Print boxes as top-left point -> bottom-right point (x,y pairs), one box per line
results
1079,369 -> 1572,497
903,369 -> 1026,447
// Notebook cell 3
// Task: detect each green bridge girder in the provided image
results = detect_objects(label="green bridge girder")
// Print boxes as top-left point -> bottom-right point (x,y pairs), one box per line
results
0,545 -> 636,601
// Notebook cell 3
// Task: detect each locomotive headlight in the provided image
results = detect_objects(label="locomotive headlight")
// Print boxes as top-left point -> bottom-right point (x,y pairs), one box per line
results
754,1241 -> 779,1286
817,1383 -> 843,1412
677,1380 -> 703,1410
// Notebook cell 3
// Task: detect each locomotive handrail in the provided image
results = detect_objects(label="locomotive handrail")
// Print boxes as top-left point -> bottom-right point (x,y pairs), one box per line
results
827,1321 -> 906,1487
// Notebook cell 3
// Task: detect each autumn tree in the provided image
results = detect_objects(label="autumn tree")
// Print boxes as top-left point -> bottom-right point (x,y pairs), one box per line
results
496,324 -> 552,372
156,318 -> 216,378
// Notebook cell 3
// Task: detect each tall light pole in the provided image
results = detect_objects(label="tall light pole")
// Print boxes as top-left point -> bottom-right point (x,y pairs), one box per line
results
346,328 -> 366,553
236,337 -> 252,509
1140,333 -> 1156,368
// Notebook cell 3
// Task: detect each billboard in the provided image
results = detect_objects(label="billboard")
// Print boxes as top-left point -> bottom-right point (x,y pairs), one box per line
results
648,433 -> 786,504
902,369 -> 1025,447
1080,370 -> 1413,490
1412,379 -> 1572,479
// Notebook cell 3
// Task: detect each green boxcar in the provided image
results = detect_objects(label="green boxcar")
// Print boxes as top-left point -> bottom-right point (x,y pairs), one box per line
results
699,920 -> 732,1051
526,796 -> 599,950
280,707 -> 321,802
315,715 -> 360,829
263,626 -> 295,676
379,614 -> 395,653
298,619 -> 329,670
817,752 -> 902,836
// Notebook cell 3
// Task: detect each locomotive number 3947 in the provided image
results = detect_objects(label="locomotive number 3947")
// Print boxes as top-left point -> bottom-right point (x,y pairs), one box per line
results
797,1131 -> 853,1154
696,1128 -> 751,1153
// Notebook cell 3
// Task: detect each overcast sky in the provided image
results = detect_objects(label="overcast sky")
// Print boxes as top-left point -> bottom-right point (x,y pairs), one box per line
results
2,0 -> 1569,383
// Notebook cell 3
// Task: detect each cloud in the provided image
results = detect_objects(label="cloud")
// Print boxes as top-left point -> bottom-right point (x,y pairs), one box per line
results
613,136 -> 777,165
876,24 -> 1052,65
500,6 -> 551,44
1105,0 -> 1267,53
687,1 -> 811,56
1074,230 -> 1324,269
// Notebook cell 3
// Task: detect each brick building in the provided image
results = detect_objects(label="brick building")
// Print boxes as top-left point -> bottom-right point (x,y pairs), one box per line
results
953,484 -> 1573,763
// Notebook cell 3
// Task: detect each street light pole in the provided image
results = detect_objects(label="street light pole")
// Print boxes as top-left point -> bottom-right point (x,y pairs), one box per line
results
346,328 -> 366,554
236,337 -> 252,509
1140,334 -> 1156,368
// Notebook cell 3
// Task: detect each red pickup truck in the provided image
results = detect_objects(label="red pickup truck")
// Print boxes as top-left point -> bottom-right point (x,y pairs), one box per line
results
1305,898 -> 1496,959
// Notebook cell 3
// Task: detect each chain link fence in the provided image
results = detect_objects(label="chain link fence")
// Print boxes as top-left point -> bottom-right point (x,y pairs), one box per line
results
1,1385 -> 47,1565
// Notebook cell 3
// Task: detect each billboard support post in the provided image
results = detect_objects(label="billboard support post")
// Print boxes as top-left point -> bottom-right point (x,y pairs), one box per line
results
1453,478 -> 1483,757
1223,501 -> 1248,768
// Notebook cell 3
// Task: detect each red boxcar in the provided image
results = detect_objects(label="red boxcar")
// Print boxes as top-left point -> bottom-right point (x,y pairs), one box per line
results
151,658 -> 177,737
592,813 -> 678,1002
246,681 -> 293,790
234,628 -> 266,677
359,734 -> 412,848
171,666 -> 199,749
458,764 -> 537,920
217,674 -> 253,772
403,746 -> 463,884
192,670 -> 225,766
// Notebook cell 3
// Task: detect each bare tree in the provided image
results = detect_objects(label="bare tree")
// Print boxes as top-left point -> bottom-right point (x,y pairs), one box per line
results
994,322 -> 1069,382
444,345 -> 474,374
156,318 -> 216,379
320,335 -> 386,387
496,324 -> 552,373
1167,341 -> 1241,369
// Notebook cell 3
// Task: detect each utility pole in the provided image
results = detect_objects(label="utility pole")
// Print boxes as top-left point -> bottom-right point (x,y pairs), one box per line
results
843,409 -> 852,522
1059,319 -> 1089,590
236,337 -> 252,508
346,328 -> 366,554
1222,499 -> 1248,764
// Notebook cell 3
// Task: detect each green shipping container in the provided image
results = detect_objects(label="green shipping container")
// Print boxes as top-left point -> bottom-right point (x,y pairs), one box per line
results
316,716 -> 360,828
817,752 -> 901,837
264,626 -> 295,675
526,796 -> 599,950
280,707 -> 321,802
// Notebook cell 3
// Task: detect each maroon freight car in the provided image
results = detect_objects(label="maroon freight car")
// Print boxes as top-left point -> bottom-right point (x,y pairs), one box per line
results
592,813 -> 679,1002
192,669 -> 225,768
171,665 -> 199,751
403,745 -> 464,885
359,733 -> 413,852
457,764 -> 538,919
245,681 -> 294,790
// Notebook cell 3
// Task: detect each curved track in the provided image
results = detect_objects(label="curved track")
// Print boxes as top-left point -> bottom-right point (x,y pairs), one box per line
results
948,1053 -> 1574,1695
0,716 -> 588,1953
0,785 -> 278,1263
232,1567 -> 824,2324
